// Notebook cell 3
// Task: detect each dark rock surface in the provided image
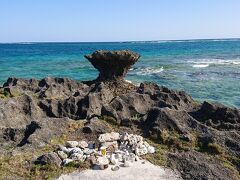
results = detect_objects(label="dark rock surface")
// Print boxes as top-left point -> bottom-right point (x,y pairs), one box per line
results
0,50 -> 239,179
0,118 -> 69,153
141,107 -> 207,136
167,151 -> 236,180
137,82 -> 196,111
85,50 -> 140,81
82,117 -> 112,134
34,152 -> 62,167
191,101 -> 240,130
1,77 -> 239,179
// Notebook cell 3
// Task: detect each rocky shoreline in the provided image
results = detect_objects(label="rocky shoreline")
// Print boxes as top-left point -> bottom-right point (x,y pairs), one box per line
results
0,50 -> 239,180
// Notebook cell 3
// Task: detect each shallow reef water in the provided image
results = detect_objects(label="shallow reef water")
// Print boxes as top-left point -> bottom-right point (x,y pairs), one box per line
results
0,39 -> 240,107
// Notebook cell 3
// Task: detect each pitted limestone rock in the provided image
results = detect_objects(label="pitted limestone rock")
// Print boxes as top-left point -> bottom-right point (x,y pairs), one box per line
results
85,50 -> 140,81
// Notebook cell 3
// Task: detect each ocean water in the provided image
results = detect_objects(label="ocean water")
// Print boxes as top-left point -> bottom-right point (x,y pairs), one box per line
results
0,39 -> 240,107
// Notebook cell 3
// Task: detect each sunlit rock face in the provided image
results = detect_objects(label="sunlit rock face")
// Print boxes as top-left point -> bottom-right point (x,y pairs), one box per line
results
84,50 -> 140,81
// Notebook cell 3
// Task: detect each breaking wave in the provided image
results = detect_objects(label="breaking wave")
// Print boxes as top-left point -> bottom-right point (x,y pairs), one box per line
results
131,66 -> 164,75
192,64 -> 209,68
128,39 -> 240,44
190,59 -> 240,68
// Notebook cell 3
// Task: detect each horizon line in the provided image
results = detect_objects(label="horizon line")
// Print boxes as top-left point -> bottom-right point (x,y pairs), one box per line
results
1,37 -> 240,44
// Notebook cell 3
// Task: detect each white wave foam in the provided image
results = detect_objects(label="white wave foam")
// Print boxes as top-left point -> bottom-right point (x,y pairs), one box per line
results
133,67 -> 164,75
130,40 -> 198,44
193,64 -> 209,68
125,79 -> 133,84
189,58 -> 240,68
128,39 -> 239,44
210,39 -> 240,42
232,61 -> 240,65
125,79 -> 140,86
17,42 -> 35,45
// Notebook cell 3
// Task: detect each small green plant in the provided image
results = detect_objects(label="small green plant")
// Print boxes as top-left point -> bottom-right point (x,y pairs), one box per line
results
207,143 -> 223,154
193,100 -> 202,106
217,155 -> 240,179
0,89 -> 7,99
101,116 -> 119,127
130,113 -> 141,121
0,88 -> 21,100
158,130 -> 195,152
64,161 -> 91,169
3,144 -> 14,151
197,141 -> 223,155
67,120 -> 85,133
143,139 -> 168,166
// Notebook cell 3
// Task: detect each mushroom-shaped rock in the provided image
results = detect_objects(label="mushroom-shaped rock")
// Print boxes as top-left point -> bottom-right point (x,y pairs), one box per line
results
85,50 -> 140,81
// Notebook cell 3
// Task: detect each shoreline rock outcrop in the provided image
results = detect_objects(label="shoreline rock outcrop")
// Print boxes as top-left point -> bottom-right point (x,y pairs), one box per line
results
0,50 -> 239,180
85,50 -> 140,81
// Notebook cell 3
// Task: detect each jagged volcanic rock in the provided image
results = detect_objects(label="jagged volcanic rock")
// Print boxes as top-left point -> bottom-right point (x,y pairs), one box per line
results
167,151 -> 236,180
191,101 -> 240,130
0,50 -> 240,180
84,50 -> 140,81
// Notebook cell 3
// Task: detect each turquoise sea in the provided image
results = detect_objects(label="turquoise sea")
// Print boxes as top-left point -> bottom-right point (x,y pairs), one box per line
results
0,39 -> 240,107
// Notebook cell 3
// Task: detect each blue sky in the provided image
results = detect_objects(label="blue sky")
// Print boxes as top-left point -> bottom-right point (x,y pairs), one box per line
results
1,0 -> 240,42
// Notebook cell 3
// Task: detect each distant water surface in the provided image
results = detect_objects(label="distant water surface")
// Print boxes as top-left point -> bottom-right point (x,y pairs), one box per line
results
0,39 -> 240,107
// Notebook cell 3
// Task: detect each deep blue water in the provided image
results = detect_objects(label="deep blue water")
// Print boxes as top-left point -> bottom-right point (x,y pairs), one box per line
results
0,39 -> 240,107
